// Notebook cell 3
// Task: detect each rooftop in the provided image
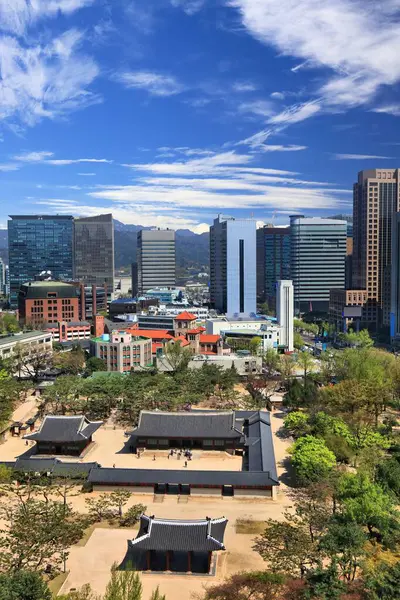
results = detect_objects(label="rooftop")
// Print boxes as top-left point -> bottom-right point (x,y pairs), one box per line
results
129,410 -> 243,440
0,331 -> 51,347
129,515 -> 227,552
24,415 -> 102,443
175,311 -> 197,321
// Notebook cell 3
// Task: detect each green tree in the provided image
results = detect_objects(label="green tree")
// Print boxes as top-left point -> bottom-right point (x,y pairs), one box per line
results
303,564 -> 346,600
109,491 -> 131,518
249,336 -> 262,356
363,561 -> 400,600
104,565 -> 142,600
294,332 -> 304,350
58,584 -> 100,600
339,328 -> 373,348
290,436 -> 336,484
297,352 -> 314,385
0,313 -> 20,335
86,356 -> 107,374
119,504 -> 146,527
0,499 -> 88,573
0,570 -> 52,600
163,340 -> 192,372
283,411 -> 310,438
319,521 -> 366,582
150,588 -> 167,600
202,571 -> 287,600
85,495 -> 115,522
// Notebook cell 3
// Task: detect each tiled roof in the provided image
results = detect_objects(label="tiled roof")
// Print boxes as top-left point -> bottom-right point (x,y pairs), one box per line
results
134,329 -> 174,340
128,410 -> 242,440
175,335 -> 191,347
129,515 -> 227,552
199,335 -> 221,344
24,416 -> 102,443
175,311 -> 197,321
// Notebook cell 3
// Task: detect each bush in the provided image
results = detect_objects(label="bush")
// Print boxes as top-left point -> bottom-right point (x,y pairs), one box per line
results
119,504 -> 147,527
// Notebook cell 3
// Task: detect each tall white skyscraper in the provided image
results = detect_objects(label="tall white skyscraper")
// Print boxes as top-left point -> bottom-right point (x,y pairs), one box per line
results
137,229 -> 176,294
276,280 -> 294,352
210,215 -> 257,317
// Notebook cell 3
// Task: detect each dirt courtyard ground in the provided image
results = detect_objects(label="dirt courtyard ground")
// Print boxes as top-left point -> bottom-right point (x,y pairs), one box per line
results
0,401 -> 293,600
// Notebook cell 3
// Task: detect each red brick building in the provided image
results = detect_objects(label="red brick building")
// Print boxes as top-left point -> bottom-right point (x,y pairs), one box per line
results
18,281 -> 80,327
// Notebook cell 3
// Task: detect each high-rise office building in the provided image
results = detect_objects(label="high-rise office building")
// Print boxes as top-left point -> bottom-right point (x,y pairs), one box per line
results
390,213 -> 400,341
256,225 -> 290,307
290,215 -> 347,314
73,214 -> 114,291
137,229 -> 176,294
276,280 -> 294,352
210,215 -> 257,316
353,169 -> 400,324
8,215 -> 74,307
0,258 -> 5,295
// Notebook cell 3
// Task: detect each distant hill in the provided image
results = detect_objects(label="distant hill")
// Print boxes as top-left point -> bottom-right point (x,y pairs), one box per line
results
0,221 -> 210,270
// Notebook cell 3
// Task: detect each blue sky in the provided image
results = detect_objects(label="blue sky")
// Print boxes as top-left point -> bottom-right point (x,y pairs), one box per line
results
1,0 -> 400,232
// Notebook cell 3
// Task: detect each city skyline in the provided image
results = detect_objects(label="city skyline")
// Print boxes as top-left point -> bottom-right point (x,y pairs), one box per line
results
1,2 -> 400,232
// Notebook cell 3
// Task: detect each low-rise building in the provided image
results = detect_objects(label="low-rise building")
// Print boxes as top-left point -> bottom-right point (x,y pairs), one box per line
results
90,331 -> 153,372
24,415 -> 102,456
18,281 -> 80,326
206,317 -> 285,352
44,320 -> 91,342
157,353 -> 261,375
0,330 -> 52,361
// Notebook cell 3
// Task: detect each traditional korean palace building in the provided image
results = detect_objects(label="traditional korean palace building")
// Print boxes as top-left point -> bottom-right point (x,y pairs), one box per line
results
122,515 -> 227,574
24,415 -> 103,456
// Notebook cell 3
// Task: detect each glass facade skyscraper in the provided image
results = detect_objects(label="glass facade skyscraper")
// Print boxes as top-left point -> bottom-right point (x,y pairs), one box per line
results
290,215 -> 347,314
73,214 -> 115,291
256,225 -> 290,308
8,215 -> 74,307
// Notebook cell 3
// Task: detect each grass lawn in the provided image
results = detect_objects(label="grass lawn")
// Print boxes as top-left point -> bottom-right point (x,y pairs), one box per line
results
235,518 -> 266,534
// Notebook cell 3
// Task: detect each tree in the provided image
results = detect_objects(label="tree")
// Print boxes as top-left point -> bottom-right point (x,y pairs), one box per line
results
249,336 -> 262,356
109,490 -> 131,518
339,328 -> 373,348
363,561 -> 400,600
86,356 -> 107,374
262,348 -> 280,379
163,340 -> 192,372
319,521 -> 366,582
302,564 -> 346,600
253,520 -> 319,578
376,456 -> 400,498
54,347 -> 86,375
119,504 -> 147,527
0,313 -> 20,335
202,571 -> 287,600
283,411 -> 310,438
297,352 -> 314,385
104,565 -> 142,600
294,332 -> 304,351
290,436 -> 336,484
11,343 -> 53,382
85,495 -> 115,522
0,570 -> 52,600
58,584 -> 100,600
150,588 -> 166,600
0,498 -> 88,573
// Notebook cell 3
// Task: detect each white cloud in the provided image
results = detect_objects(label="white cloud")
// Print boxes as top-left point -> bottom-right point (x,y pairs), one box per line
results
270,91 -> 285,100
77,172 -> 96,176
268,101 -> 321,125
170,0 -> 206,15
114,71 -> 185,97
239,100 -> 275,118
373,104 -> 400,117
333,153 -> 393,160
232,81 -> 258,92
0,163 -> 19,171
227,0 -> 400,124
257,144 -> 307,152
0,0 -> 95,36
46,158 -> 112,165
0,29 -> 100,127
13,151 -> 54,162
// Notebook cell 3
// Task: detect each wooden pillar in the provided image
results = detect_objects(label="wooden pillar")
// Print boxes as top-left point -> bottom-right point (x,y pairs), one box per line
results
166,550 -> 171,572
207,551 -> 212,574
187,551 -> 192,573
146,550 -> 151,571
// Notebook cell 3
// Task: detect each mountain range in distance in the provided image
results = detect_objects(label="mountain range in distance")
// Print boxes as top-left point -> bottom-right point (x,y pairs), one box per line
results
0,220 -> 210,270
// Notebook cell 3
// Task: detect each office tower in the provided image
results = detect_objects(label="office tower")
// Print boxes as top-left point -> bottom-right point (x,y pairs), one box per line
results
73,214 -> 115,291
290,215 -> 347,314
276,280 -> 294,352
390,213 -> 400,341
210,215 -> 257,316
256,225 -> 290,308
353,169 -> 400,324
0,258 -> 5,295
4,265 -> 9,297
8,215 -> 74,307
137,229 -> 176,294
131,262 -> 138,297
